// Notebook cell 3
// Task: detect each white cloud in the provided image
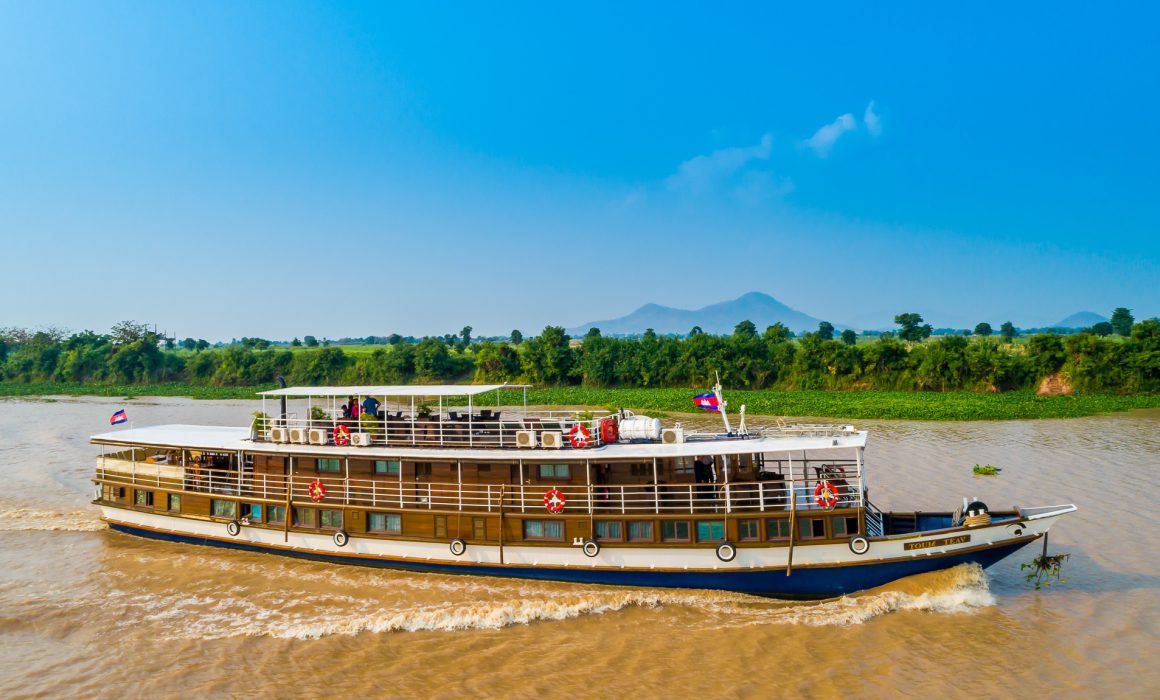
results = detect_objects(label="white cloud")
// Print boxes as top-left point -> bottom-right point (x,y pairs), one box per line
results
803,113 -> 856,157
620,186 -> 646,208
666,133 -> 773,194
864,100 -> 882,137
734,171 -> 794,205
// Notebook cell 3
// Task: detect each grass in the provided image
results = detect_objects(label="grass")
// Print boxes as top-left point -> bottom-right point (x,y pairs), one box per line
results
519,388 -> 1160,421
3,382 -> 1160,420
0,382 -> 276,400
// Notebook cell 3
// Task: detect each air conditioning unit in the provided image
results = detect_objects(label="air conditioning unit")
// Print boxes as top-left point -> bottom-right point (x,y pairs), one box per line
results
662,428 -> 685,444
270,427 -> 290,443
351,432 -> 373,447
308,428 -> 329,446
515,430 -> 537,448
289,427 -> 309,444
541,431 -> 563,449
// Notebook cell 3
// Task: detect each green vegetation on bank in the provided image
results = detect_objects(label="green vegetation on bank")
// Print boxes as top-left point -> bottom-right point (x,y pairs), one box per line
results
1,314 -> 1158,420
3,383 -> 1159,421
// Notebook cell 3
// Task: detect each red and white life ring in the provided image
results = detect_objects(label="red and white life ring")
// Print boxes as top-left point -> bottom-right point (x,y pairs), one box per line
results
333,424 -> 351,446
568,423 -> 591,448
308,479 -> 326,502
599,417 -> 619,444
544,488 -> 566,513
814,481 -> 839,510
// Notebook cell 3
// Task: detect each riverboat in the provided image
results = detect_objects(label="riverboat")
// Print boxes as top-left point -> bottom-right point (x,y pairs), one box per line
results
91,384 -> 1075,597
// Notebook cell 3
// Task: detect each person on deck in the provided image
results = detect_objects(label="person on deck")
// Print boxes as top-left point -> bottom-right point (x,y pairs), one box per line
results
694,456 -> 714,500
362,396 -> 381,418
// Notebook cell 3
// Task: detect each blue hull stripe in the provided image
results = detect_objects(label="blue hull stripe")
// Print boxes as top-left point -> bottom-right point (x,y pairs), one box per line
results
107,523 -> 1033,597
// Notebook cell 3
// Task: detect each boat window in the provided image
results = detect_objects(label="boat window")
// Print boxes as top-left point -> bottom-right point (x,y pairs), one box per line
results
434,515 -> 447,538
766,519 -> 790,541
594,521 -> 623,541
538,464 -> 571,480
832,516 -> 860,537
212,499 -> 237,519
661,521 -> 691,542
134,490 -> 154,507
246,504 -> 262,522
629,464 -> 650,478
738,519 -> 760,541
696,521 -> 725,542
628,521 -> 654,542
293,507 -> 316,528
319,509 -> 343,529
368,513 -> 401,533
473,518 -> 486,540
674,457 -> 693,476
374,460 -> 401,476
318,458 -> 341,473
801,518 -> 826,539
167,493 -> 181,512
523,520 -> 564,541
416,463 -> 432,478
267,506 -> 286,524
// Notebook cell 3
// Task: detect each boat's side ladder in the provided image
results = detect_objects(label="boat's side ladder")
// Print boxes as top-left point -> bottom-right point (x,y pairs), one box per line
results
864,500 -> 885,538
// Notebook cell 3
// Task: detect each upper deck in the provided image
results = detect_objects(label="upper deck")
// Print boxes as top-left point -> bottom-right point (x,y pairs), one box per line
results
89,423 -> 868,459
90,383 -> 867,458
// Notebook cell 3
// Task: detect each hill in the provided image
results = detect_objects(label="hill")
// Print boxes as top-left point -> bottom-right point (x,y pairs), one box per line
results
567,292 -> 841,336
1053,311 -> 1107,328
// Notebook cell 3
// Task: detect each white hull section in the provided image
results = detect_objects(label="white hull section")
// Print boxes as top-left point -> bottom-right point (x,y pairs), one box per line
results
99,505 -> 1075,573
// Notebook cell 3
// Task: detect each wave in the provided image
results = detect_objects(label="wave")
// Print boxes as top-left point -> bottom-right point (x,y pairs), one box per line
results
100,563 -> 992,641
0,507 -> 104,532
712,564 -> 995,628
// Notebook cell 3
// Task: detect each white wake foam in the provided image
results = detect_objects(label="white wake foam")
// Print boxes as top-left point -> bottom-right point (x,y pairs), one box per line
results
0,507 -> 103,532
94,564 -> 993,641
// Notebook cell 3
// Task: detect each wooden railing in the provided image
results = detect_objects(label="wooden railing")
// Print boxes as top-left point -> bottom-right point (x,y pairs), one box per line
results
95,467 -> 864,515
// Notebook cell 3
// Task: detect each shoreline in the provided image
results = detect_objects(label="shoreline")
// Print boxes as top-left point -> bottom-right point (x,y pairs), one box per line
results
3,383 -> 1159,421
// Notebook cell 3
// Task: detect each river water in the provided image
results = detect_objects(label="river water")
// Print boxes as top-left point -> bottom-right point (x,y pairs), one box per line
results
1,396 -> 1158,698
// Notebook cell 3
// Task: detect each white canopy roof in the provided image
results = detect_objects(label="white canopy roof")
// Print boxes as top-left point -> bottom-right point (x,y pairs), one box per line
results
91,425 -> 867,458
259,384 -> 530,398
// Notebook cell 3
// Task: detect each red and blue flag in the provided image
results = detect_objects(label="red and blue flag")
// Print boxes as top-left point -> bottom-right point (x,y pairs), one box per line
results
693,393 -> 720,412
110,409 -> 128,425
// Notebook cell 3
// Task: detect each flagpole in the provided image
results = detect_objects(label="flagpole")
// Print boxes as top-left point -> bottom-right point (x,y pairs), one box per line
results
713,371 -> 733,435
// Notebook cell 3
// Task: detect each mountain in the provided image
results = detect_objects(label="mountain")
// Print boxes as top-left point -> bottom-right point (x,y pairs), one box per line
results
567,292 -> 840,336
1053,311 -> 1108,328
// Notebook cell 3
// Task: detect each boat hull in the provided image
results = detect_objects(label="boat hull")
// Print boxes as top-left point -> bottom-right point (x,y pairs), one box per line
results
101,508 -> 1060,597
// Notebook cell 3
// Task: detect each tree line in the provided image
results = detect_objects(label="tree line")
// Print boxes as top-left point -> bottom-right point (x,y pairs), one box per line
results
2,312 -> 1157,394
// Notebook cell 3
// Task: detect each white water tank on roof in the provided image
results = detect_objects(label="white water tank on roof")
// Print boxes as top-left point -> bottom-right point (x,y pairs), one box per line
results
617,416 -> 662,441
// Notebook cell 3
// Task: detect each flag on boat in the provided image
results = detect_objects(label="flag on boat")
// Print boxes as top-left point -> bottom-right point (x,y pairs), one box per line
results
110,409 -> 128,425
693,393 -> 720,412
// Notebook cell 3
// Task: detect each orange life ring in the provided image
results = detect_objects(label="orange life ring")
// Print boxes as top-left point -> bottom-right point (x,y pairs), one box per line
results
543,488 -> 566,513
599,418 -> 619,444
568,423 -> 591,448
308,479 -> 326,502
814,481 -> 839,509
333,424 -> 351,445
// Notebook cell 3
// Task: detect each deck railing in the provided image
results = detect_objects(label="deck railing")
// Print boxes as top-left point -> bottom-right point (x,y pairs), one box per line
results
95,466 -> 864,515
255,414 -> 625,449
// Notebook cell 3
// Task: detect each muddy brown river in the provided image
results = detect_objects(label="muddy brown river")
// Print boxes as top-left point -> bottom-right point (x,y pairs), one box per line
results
1,396 -> 1157,698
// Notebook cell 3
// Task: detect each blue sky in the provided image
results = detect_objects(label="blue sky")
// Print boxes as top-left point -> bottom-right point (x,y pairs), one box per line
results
1,2 -> 1156,339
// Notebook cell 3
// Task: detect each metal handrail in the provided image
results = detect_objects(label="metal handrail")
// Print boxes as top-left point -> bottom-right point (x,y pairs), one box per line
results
257,414 -> 623,449
95,467 -> 865,515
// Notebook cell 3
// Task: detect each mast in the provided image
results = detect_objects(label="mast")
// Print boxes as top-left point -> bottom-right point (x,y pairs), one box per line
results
713,372 -> 733,435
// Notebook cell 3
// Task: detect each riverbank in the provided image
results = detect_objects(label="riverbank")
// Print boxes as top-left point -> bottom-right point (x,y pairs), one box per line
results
3,382 -> 1159,420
